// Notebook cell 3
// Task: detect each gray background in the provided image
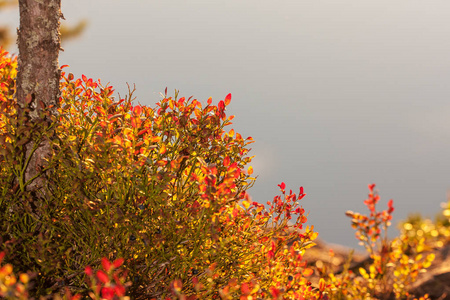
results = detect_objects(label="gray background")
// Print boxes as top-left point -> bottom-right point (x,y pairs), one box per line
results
2,0 -> 450,248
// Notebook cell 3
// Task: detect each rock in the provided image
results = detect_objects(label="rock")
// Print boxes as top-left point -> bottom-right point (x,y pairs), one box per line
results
409,244 -> 450,300
304,239 -> 450,299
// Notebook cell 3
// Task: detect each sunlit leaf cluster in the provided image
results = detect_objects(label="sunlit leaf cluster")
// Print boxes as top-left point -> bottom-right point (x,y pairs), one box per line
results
322,185 -> 435,300
0,48 -> 322,299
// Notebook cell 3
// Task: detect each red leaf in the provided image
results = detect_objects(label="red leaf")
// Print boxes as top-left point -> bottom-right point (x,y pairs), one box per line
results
295,207 -> 304,214
388,199 -> 394,213
114,284 -> 126,296
278,182 -> 286,190
270,287 -> 281,298
97,270 -> 109,283
133,105 -> 142,115
224,93 -> 231,106
241,283 -> 250,295
218,100 -> 225,111
112,258 -> 124,269
82,74 -> 87,82
207,97 -> 212,105
60,64 -> 69,69
223,156 -> 230,167
85,266 -> 93,276
101,287 -> 115,300
101,257 -> 112,272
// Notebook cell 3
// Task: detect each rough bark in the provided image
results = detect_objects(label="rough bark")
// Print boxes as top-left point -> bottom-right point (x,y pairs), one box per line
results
16,0 -> 62,196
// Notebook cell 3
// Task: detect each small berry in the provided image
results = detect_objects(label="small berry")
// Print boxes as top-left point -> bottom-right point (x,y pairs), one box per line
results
192,269 -> 199,275
288,275 -> 293,281
130,235 -> 136,241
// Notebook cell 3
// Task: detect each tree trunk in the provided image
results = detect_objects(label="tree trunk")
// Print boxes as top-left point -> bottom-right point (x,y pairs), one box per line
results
16,0 -> 62,196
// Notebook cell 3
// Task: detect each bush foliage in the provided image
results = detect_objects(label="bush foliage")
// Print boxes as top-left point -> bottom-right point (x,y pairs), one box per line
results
0,47 -> 449,299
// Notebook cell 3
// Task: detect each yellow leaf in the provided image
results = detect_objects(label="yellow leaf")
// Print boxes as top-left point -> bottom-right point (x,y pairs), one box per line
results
159,143 -> 166,154
248,166 -> 253,175
359,267 -> 369,279
303,242 -> 316,249
242,200 -> 250,209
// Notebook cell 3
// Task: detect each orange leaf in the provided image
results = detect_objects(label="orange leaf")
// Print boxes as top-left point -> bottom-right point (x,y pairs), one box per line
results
241,283 -> 250,295
248,166 -> 253,175
173,279 -> 182,292
319,278 -> 326,291
159,143 -> 166,154
224,93 -> 232,106
108,113 -> 122,121
302,268 -> 314,277
137,129 -> 147,136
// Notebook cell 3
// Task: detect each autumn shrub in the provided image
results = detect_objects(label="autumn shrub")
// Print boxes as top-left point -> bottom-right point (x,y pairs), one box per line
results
0,252 -> 31,300
0,47 -> 323,299
399,199 -> 450,251
321,184 -> 435,300
170,183 -> 324,299
0,253 -> 129,300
